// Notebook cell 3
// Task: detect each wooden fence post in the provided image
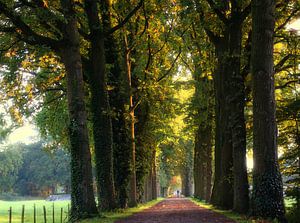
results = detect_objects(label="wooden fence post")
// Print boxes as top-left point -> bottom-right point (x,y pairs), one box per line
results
34,204 -> 36,223
21,205 -> 25,223
67,204 -> 70,222
60,207 -> 63,223
52,203 -> 55,223
43,205 -> 47,223
8,206 -> 12,223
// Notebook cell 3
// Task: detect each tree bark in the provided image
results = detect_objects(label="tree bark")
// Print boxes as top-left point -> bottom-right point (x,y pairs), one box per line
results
124,44 -> 137,207
228,15 -> 249,214
194,129 -> 203,199
251,0 -> 286,221
194,123 -> 212,201
59,0 -> 97,219
151,148 -> 158,200
84,0 -> 116,210
101,0 -> 131,209
211,39 -> 234,209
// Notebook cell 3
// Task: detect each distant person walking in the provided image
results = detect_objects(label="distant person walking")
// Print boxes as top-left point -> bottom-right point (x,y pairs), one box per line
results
176,190 -> 180,198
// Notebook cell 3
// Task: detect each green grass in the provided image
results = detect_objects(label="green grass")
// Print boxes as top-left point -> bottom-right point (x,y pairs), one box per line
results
190,198 -> 252,223
0,198 -> 163,223
80,198 -> 164,223
191,197 -> 297,223
0,200 -> 70,223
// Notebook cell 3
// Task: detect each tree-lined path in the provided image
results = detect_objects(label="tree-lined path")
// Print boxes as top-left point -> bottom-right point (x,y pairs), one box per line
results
115,198 -> 236,223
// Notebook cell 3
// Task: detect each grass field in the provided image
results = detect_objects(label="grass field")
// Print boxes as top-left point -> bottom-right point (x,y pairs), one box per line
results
0,198 -> 163,223
0,200 -> 70,223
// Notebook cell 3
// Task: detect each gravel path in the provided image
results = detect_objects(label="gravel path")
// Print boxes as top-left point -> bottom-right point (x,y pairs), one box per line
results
115,198 -> 237,223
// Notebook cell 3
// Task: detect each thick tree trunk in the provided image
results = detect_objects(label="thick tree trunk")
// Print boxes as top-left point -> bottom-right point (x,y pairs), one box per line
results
192,63 -> 213,202
100,0 -> 131,209
228,18 -> 249,214
135,102 -> 153,203
84,0 -> 116,210
182,166 -> 193,197
194,124 -> 212,201
211,40 -> 234,209
59,1 -> 97,219
251,0 -> 286,221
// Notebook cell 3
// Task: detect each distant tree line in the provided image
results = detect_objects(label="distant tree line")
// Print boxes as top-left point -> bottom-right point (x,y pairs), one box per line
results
0,142 -> 70,197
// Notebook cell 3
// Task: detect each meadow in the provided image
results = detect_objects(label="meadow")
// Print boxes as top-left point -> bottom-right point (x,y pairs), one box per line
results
0,200 -> 70,223
0,198 -> 163,223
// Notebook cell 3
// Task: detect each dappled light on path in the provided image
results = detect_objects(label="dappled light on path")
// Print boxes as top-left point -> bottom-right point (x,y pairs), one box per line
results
115,198 -> 236,223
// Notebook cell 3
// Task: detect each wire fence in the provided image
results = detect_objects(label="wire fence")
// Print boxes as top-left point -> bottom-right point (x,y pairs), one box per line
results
6,203 -> 70,223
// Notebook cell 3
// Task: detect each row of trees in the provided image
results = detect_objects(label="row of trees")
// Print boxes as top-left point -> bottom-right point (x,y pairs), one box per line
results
186,1 -> 299,222
0,0 -> 299,222
0,0 -> 177,221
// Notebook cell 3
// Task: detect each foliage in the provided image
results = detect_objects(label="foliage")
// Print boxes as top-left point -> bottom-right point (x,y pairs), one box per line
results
0,142 -> 70,196
0,145 -> 23,193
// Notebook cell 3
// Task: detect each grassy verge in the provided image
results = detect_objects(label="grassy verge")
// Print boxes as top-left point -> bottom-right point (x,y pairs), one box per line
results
191,197 -> 297,223
0,200 -> 70,223
81,198 -> 164,223
190,198 -> 252,223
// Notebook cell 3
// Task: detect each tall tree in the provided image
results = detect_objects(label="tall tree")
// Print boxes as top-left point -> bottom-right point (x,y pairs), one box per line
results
251,0 -> 286,221
0,0 -> 98,219
84,0 -> 117,210
192,0 -> 250,212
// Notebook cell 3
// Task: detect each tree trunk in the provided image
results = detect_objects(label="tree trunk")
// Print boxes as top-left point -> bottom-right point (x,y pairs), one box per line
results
205,137 -> 212,202
228,17 -> 249,214
59,1 -> 97,219
251,0 -> 286,221
84,0 -> 116,210
193,129 -> 203,199
151,149 -> 158,200
101,0 -> 131,209
124,45 -> 137,207
211,39 -> 234,209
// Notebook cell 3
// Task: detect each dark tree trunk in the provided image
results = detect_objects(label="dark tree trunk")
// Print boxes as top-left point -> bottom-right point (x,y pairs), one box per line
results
211,39 -> 234,209
228,16 -> 249,214
182,166 -> 193,197
194,129 -> 203,199
194,123 -> 212,201
101,0 -> 131,209
251,0 -> 286,221
151,149 -> 158,200
59,0 -> 97,219
205,137 -> 212,202
135,102 -> 153,203
84,0 -> 116,210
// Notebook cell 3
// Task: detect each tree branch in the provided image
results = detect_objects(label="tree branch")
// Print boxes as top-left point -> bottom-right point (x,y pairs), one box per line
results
275,80 -> 299,90
157,47 -> 182,82
206,0 -> 229,25
274,54 -> 295,73
0,1 -> 61,48
109,0 -> 144,34
276,7 -> 300,32
194,1 -> 221,45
